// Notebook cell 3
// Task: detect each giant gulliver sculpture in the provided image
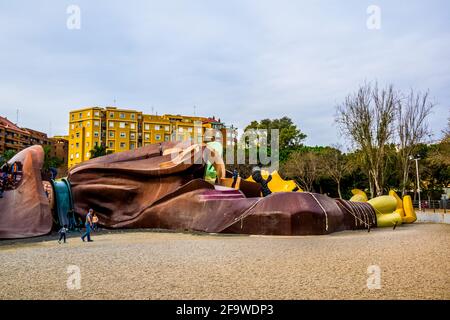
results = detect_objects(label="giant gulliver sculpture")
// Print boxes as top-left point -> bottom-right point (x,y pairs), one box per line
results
1,143 -> 384,239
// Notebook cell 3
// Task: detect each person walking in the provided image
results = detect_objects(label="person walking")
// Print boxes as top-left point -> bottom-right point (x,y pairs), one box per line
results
231,168 -> 239,189
11,162 -> 18,182
58,224 -> 68,244
81,209 -> 94,242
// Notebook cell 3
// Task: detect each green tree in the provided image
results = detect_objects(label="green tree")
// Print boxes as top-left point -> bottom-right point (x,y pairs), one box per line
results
89,145 -> 113,159
0,150 -> 17,166
42,145 -> 63,172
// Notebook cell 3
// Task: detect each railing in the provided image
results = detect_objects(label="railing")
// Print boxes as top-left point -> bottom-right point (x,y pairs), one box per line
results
413,200 -> 449,213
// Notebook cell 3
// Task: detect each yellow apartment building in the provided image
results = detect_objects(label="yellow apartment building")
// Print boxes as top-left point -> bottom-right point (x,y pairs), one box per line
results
68,106 -> 232,168
104,107 -> 141,153
68,107 -> 104,167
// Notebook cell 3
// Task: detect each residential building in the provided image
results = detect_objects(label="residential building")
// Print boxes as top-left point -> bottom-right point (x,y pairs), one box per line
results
68,106 -> 236,168
0,116 -> 52,154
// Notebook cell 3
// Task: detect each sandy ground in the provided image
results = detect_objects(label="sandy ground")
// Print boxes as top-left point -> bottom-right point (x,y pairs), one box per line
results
0,223 -> 449,300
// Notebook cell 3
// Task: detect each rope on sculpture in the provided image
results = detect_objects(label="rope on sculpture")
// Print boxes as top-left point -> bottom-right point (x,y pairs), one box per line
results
337,201 -> 372,231
306,193 -> 328,232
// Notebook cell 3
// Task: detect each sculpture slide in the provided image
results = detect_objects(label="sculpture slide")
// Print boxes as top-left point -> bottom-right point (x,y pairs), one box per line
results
1,144 -> 378,239
246,170 -> 303,193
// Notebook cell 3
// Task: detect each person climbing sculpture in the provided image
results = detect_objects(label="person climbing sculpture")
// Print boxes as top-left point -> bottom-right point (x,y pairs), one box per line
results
251,166 -> 272,197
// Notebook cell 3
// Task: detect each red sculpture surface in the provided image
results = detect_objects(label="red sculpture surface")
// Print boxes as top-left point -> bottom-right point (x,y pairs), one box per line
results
0,146 -> 53,238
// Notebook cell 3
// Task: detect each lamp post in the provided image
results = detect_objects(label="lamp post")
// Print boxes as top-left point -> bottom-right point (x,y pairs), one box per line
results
409,155 -> 421,211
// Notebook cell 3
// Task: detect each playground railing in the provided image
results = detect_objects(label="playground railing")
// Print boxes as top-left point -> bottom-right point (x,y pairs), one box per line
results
413,199 -> 449,213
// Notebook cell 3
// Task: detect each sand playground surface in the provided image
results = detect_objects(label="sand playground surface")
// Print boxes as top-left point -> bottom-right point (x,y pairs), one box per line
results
0,223 -> 449,300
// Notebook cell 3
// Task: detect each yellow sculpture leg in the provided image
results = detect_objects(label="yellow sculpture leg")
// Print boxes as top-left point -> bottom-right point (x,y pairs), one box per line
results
349,189 -> 368,202
402,195 -> 417,223
389,190 -> 403,209
368,195 -> 397,214
376,212 -> 403,228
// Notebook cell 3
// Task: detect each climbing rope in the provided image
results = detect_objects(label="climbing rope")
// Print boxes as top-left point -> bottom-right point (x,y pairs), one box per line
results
306,192 -> 328,232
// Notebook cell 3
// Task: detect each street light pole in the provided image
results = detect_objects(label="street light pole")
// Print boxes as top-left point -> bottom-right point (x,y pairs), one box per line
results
410,156 -> 421,211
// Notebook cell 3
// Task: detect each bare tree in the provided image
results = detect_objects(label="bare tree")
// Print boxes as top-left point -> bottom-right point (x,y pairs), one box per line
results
397,90 -> 434,195
336,82 -> 398,197
319,146 -> 351,199
281,151 -> 320,192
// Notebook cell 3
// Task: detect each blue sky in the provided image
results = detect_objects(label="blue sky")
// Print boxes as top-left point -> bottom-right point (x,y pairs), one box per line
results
0,0 -> 449,146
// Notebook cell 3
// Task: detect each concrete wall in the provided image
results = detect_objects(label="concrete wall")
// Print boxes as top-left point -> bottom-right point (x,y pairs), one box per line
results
417,212 -> 450,224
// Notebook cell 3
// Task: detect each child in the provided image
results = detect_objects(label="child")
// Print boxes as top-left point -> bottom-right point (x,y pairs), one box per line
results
92,213 -> 99,231
58,224 -> 68,244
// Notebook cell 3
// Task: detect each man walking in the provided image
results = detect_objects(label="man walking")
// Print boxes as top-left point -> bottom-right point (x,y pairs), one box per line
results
81,209 -> 94,242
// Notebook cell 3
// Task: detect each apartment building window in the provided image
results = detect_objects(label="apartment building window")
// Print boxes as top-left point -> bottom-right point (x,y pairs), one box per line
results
131,114 -> 135,119
79,113 -> 82,119
76,132 -> 80,138
144,133 -> 150,140
94,111 -> 100,117
87,112 -> 91,117
94,131 -> 99,137
94,121 -> 99,127
71,124 -> 74,130
119,122 -> 125,129
130,123 -> 136,130
188,127 -> 193,133
86,152 -> 90,158
120,113 -> 125,119
178,127 -> 183,133
109,131 -> 115,138
130,143 -> 135,149
155,134 -> 161,141
94,141 -> 98,147
130,133 -> 136,140
164,135 -> 170,142
109,121 -> 114,128
144,124 -> 150,130
109,142 -> 114,149
76,143 -> 79,148
71,144 -> 74,149
86,132 -> 90,137
165,126 -> 170,131
86,121 -> 90,127
120,142 -> 126,149
71,114 -> 74,120
86,142 -> 90,148
76,153 -> 80,159
155,125 -> 160,130
70,154 -> 74,159
109,112 -> 114,118
120,132 -> 126,138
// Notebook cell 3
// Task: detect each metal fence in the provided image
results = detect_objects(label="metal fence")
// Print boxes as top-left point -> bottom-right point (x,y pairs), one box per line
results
413,200 -> 449,213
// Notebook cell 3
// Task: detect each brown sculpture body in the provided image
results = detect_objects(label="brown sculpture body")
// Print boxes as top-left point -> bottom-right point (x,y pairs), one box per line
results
0,146 -> 53,238
0,144 -> 376,239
